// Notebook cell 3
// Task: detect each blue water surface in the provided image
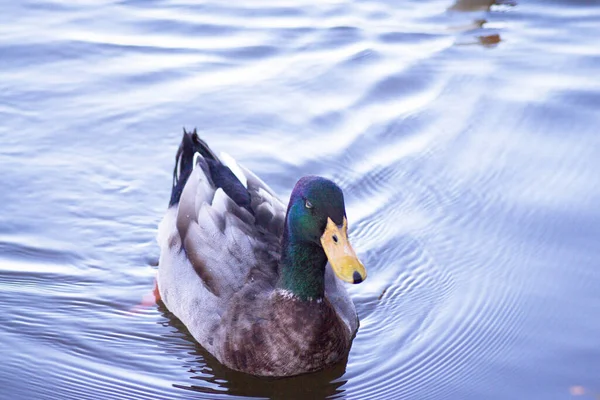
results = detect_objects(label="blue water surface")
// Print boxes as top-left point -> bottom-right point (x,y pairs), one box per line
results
1,0 -> 599,399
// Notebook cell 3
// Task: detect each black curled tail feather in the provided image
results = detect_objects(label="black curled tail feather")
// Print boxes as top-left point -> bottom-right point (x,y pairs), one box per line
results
168,129 -> 253,215
169,128 -> 211,207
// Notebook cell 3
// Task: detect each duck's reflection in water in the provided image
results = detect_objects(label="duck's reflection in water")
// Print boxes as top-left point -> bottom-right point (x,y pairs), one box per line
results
158,302 -> 349,400
449,0 -> 516,12
477,33 -> 502,46
448,0 -> 516,47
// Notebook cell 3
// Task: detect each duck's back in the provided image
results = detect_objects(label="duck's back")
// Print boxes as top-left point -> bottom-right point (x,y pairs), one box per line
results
157,131 -> 283,353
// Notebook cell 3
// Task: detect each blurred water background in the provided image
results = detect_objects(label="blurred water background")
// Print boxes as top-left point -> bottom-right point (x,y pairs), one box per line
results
1,0 -> 599,399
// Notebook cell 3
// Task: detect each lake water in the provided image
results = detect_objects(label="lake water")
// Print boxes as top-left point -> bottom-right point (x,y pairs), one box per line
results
1,0 -> 599,399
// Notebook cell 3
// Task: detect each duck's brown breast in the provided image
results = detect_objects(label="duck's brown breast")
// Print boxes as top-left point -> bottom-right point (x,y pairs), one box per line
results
215,289 -> 352,377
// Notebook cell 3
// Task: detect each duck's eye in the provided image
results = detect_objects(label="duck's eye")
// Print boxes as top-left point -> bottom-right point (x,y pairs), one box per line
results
305,199 -> 313,209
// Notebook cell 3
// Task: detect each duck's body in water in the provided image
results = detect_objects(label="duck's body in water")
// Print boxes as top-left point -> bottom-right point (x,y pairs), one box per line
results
157,130 -> 366,376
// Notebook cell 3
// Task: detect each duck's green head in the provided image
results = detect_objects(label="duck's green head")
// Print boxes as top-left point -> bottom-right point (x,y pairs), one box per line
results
285,176 -> 367,285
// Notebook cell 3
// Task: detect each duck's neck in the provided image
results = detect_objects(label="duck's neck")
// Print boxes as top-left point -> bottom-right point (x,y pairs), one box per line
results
278,230 -> 328,301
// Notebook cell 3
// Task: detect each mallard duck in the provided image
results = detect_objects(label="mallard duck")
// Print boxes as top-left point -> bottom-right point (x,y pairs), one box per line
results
157,129 -> 367,377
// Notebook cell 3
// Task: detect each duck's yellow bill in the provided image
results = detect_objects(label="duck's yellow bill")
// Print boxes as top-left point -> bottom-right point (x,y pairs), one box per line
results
320,217 -> 367,284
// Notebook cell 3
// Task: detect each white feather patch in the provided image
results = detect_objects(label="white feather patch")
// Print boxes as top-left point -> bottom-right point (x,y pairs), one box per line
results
211,188 -> 231,215
193,152 -> 201,170
220,151 -> 248,189
176,152 -> 183,181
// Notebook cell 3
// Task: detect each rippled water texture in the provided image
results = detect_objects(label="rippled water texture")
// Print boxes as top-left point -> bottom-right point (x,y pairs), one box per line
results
1,0 -> 600,399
